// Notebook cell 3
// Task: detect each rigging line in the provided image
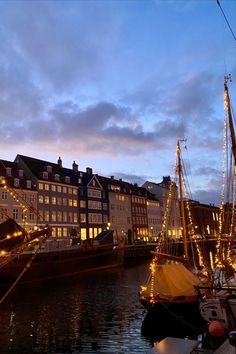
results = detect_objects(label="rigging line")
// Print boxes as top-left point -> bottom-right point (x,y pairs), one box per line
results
216,0 -> 236,41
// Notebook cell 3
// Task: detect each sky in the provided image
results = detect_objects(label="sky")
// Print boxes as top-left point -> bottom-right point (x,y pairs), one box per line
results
0,0 -> 235,206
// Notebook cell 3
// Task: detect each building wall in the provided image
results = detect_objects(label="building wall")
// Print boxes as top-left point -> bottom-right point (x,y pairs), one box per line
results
109,191 -> 132,242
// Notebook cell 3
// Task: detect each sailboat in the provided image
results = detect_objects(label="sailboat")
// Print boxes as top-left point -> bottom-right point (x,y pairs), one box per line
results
197,76 -> 236,332
139,140 -> 207,340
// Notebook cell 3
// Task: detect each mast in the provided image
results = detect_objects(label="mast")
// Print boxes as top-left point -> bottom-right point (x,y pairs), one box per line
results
177,140 -> 188,259
224,75 -> 236,163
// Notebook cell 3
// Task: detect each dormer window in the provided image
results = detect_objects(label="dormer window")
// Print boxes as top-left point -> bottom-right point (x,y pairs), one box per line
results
18,169 -> 24,178
14,178 -> 19,187
26,180 -> 32,189
6,167 -> 12,177
42,171 -> 48,179
46,165 -> 52,173
54,174 -> 60,181
65,176 -> 70,183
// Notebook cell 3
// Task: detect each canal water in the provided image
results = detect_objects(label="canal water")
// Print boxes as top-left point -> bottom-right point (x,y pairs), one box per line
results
0,259 -> 154,353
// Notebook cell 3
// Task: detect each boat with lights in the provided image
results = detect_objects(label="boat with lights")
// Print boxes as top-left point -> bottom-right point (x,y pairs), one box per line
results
139,139 -> 208,340
196,76 -> 236,332
0,217 -> 124,289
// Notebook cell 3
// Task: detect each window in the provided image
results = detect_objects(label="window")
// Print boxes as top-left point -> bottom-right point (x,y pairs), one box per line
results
88,200 -> 102,209
57,228 -> 62,237
73,213 -> 78,223
73,200 -> 77,207
54,174 -> 60,182
52,185 -> 56,192
73,188 -> 77,195
18,169 -> 24,178
52,211 -> 56,222
38,183 -> 44,190
88,189 -> 101,198
13,208 -> 19,220
63,228 -> 67,237
57,211 -> 62,222
29,194 -> 35,202
44,196 -> 49,204
103,215 -> 108,223
57,185 -> 62,192
42,171 -> 48,179
88,213 -> 102,224
69,199 -> 73,207
29,211 -> 35,221
57,197 -> 61,205
63,187 -> 67,193
63,198 -> 67,206
6,167 -> 12,177
44,211 -> 49,222
65,176 -> 70,183
1,208 -> 7,219
44,184 -> 49,191
80,214 -> 86,223
63,212 -> 67,222
80,200 -> 86,208
68,187 -> 72,194
103,203 -> 108,210
26,180 -> 32,189
52,197 -> 57,205
1,191 -> 7,200
39,195 -> 43,203
14,178 -> 19,187
81,228 -> 86,240
78,178 -> 82,184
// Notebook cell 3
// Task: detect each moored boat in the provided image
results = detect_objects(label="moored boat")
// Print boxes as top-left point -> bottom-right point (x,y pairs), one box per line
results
0,218 -> 124,287
139,140 -> 207,340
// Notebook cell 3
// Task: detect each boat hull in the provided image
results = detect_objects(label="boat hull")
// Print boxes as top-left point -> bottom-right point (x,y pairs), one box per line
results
141,298 -> 206,341
0,245 -> 124,286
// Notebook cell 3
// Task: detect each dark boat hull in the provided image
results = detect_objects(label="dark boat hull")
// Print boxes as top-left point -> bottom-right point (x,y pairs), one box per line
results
0,245 -> 124,286
141,298 -> 206,341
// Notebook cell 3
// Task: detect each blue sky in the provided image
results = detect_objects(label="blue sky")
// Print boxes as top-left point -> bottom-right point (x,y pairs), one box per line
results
0,0 -> 235,205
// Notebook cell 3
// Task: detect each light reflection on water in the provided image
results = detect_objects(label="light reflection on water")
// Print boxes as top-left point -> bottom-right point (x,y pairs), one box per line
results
0,260 -> 152,353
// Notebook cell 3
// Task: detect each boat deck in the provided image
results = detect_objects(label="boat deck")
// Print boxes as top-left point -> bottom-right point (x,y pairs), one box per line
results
147,337 -> 236,354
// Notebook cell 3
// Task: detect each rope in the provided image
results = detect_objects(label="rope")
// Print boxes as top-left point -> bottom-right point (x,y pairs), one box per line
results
0,238 -> 45,306
158,299 -> 206,333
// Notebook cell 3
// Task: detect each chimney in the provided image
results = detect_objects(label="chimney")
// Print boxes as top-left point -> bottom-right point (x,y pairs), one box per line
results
86,167 -> 93,175
111,176 -> 114,179
58,156 -> 62,168
72,161 -> 78,172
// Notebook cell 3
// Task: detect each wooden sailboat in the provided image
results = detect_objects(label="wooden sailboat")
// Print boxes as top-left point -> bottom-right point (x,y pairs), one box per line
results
139,140 -> 206,340
197,76 -> 236,333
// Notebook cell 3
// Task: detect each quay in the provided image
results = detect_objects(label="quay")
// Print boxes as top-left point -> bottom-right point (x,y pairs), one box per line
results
124,238 -> 218,261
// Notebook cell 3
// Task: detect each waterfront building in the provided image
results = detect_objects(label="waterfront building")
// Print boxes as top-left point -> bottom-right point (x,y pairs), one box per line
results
98,176 -> 132,243
15,155 -> 79,238
186,200 -> 220,238
143,177 -> 182,238
0,159 -> 38,231
146,197 -> 161,241
78,169 -> 109,240
130,184 -> 150,241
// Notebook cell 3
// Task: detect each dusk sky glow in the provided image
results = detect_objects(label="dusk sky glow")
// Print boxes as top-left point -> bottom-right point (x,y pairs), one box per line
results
0,0 -> 236,205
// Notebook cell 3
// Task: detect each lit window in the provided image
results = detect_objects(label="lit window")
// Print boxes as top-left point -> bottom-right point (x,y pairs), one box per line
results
44,196 -> 49,204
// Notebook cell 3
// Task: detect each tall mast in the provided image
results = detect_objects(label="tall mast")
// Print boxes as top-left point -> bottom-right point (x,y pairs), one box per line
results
177,140 -> 188,259
224,75 -> 236,163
